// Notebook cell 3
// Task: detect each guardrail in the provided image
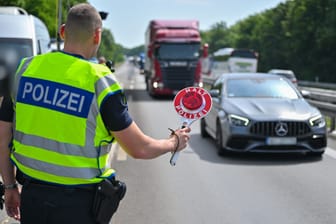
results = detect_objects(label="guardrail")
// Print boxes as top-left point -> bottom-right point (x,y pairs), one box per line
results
299,81 -> 336,132
299,80 -> 336,90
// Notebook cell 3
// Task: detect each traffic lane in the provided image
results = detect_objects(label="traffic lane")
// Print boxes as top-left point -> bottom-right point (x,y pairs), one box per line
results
113,137 -> 336,223
115,61 -> 146,91
327,134 -> 336,149
111,92 -> 336,224
1,64 -> 335,223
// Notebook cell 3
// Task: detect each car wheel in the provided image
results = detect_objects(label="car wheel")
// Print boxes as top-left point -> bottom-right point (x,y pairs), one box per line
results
216,123 -> 230,156
216,122 -> 227,156
200,118 -> 209,138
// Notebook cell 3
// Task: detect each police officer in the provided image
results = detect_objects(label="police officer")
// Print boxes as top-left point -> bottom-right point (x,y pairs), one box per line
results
0,3 -> 190,224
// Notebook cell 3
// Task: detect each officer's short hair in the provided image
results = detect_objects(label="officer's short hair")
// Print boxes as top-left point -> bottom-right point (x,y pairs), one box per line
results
65,3 -> 102,43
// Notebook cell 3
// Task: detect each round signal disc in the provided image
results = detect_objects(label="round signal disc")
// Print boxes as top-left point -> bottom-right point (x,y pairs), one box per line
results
173,87 -> 212,119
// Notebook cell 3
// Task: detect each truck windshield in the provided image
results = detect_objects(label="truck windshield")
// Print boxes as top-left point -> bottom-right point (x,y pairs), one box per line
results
156,43 -> 201,60
0,38 -> 33,72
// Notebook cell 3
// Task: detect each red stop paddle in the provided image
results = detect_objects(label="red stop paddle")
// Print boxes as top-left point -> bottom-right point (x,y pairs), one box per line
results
170,87 -> 212,166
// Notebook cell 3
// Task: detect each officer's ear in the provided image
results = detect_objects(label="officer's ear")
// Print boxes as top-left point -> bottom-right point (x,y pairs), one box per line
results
93,28 -> 102,45
59,24 -> 66,40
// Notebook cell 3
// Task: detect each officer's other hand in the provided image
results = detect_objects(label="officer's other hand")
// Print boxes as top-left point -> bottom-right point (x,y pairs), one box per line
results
170,127 -> 191,151
5,188 -> 21,221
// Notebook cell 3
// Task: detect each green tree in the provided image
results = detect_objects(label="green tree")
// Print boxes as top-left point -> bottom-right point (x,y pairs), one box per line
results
124,45 -> 145,57
0,0 -> 86,38
97,29 -> 124,63
98,29 -> 115,61
201,0 -> 336,81
1,0 -> 126,63
202,21 -> 231,54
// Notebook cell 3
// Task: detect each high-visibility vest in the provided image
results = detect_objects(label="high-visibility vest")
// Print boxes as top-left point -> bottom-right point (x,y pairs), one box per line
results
11,52 -> 121,185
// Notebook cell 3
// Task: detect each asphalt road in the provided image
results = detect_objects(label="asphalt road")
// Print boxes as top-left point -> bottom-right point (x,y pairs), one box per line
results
113,62 -> 336,224
2,62 -> 336,224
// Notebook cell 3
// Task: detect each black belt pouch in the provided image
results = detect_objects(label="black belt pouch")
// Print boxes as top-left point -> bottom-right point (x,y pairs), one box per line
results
92,179 -> 126,224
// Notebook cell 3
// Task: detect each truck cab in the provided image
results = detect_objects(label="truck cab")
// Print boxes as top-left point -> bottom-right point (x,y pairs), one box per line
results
144,20 -> 206,97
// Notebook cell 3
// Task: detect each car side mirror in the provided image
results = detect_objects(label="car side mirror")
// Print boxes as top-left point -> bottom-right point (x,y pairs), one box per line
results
209,89 -> 220,98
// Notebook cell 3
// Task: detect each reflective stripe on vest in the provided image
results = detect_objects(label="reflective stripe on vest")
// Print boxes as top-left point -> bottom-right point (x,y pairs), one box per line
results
11,52 -> 121,185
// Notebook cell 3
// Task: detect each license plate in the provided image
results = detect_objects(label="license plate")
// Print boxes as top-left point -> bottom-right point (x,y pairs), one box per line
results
266,137 -> 297,145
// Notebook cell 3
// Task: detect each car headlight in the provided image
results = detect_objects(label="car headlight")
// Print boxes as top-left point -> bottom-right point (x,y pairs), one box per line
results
309,115 -> 325,127
228,114 -> 249,126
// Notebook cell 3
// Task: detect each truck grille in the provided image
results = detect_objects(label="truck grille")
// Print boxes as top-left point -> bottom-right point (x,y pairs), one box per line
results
161,66 -> 195,90
250,121 -> 311,137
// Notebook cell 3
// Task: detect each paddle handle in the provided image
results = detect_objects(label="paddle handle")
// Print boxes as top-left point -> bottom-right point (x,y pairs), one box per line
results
170,151 -> 180,166
169,125 -> 186,166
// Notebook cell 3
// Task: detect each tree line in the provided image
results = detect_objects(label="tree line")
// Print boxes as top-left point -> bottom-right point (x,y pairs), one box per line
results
2,0 -> 335,82
201,0 -> 336,82
0,0 -> 125,63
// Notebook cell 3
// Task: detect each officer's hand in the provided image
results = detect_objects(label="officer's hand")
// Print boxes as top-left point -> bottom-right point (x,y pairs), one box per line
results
5,188 -> 21,221
169,126 -> 191,151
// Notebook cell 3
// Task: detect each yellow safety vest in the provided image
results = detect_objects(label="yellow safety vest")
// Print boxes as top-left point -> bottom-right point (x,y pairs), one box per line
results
11,52 -> 121,185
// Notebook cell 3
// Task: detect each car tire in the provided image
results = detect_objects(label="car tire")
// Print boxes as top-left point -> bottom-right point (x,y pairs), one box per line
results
215,122 -> 231,156
200,118 -> 209,138
216,122 -> 227,156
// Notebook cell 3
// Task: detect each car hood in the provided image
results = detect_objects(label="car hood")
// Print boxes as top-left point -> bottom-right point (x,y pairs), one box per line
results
224,98 -> 320,120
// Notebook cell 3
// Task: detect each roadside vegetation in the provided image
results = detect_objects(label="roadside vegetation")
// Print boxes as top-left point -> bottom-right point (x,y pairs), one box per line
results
201,0 -> 336,82
2,0 -> 335,82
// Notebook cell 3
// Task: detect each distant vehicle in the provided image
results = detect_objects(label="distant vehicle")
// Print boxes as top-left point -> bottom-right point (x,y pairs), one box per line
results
201,73 -> 326,156
268,69 -> 298,86
0,6 -> 51,95
50,38 -> 64,52
138,52 -> 145,74
203,48 -> 258,84
144,19 -> 208,97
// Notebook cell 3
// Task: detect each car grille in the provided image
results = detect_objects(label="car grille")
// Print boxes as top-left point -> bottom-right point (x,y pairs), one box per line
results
250,121 -> 311,137
161,66 -> 195,90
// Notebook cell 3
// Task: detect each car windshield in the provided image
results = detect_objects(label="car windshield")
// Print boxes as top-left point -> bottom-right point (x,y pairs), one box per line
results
155,43 -> 201,60
231,50 -> 257,59
226,78 -> 299,99
0,38 -> 33,73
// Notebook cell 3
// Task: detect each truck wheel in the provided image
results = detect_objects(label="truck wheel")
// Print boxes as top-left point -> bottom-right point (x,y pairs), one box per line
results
146,79 -> 154,96
145,77 -> 149,91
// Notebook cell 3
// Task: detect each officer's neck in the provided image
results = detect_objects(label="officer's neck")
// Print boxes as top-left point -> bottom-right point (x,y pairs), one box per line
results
63,44 -> 95,60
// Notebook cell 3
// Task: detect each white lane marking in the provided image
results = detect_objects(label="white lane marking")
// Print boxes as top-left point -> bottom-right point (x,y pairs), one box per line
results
116,144 -> 128,161
326,147 -> 336,159
109,143 -> 127,164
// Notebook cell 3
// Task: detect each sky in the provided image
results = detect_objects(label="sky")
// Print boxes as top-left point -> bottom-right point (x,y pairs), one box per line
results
88,0 -> 286,48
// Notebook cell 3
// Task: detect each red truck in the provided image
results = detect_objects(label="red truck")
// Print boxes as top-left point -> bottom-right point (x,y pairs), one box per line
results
144,19 -> 208,97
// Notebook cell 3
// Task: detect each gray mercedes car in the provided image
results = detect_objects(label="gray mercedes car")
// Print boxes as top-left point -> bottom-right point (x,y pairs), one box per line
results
201,73 -> 327,156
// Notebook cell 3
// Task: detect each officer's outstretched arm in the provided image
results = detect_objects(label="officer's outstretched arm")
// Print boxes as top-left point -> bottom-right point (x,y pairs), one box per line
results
112,121 -> 190,159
